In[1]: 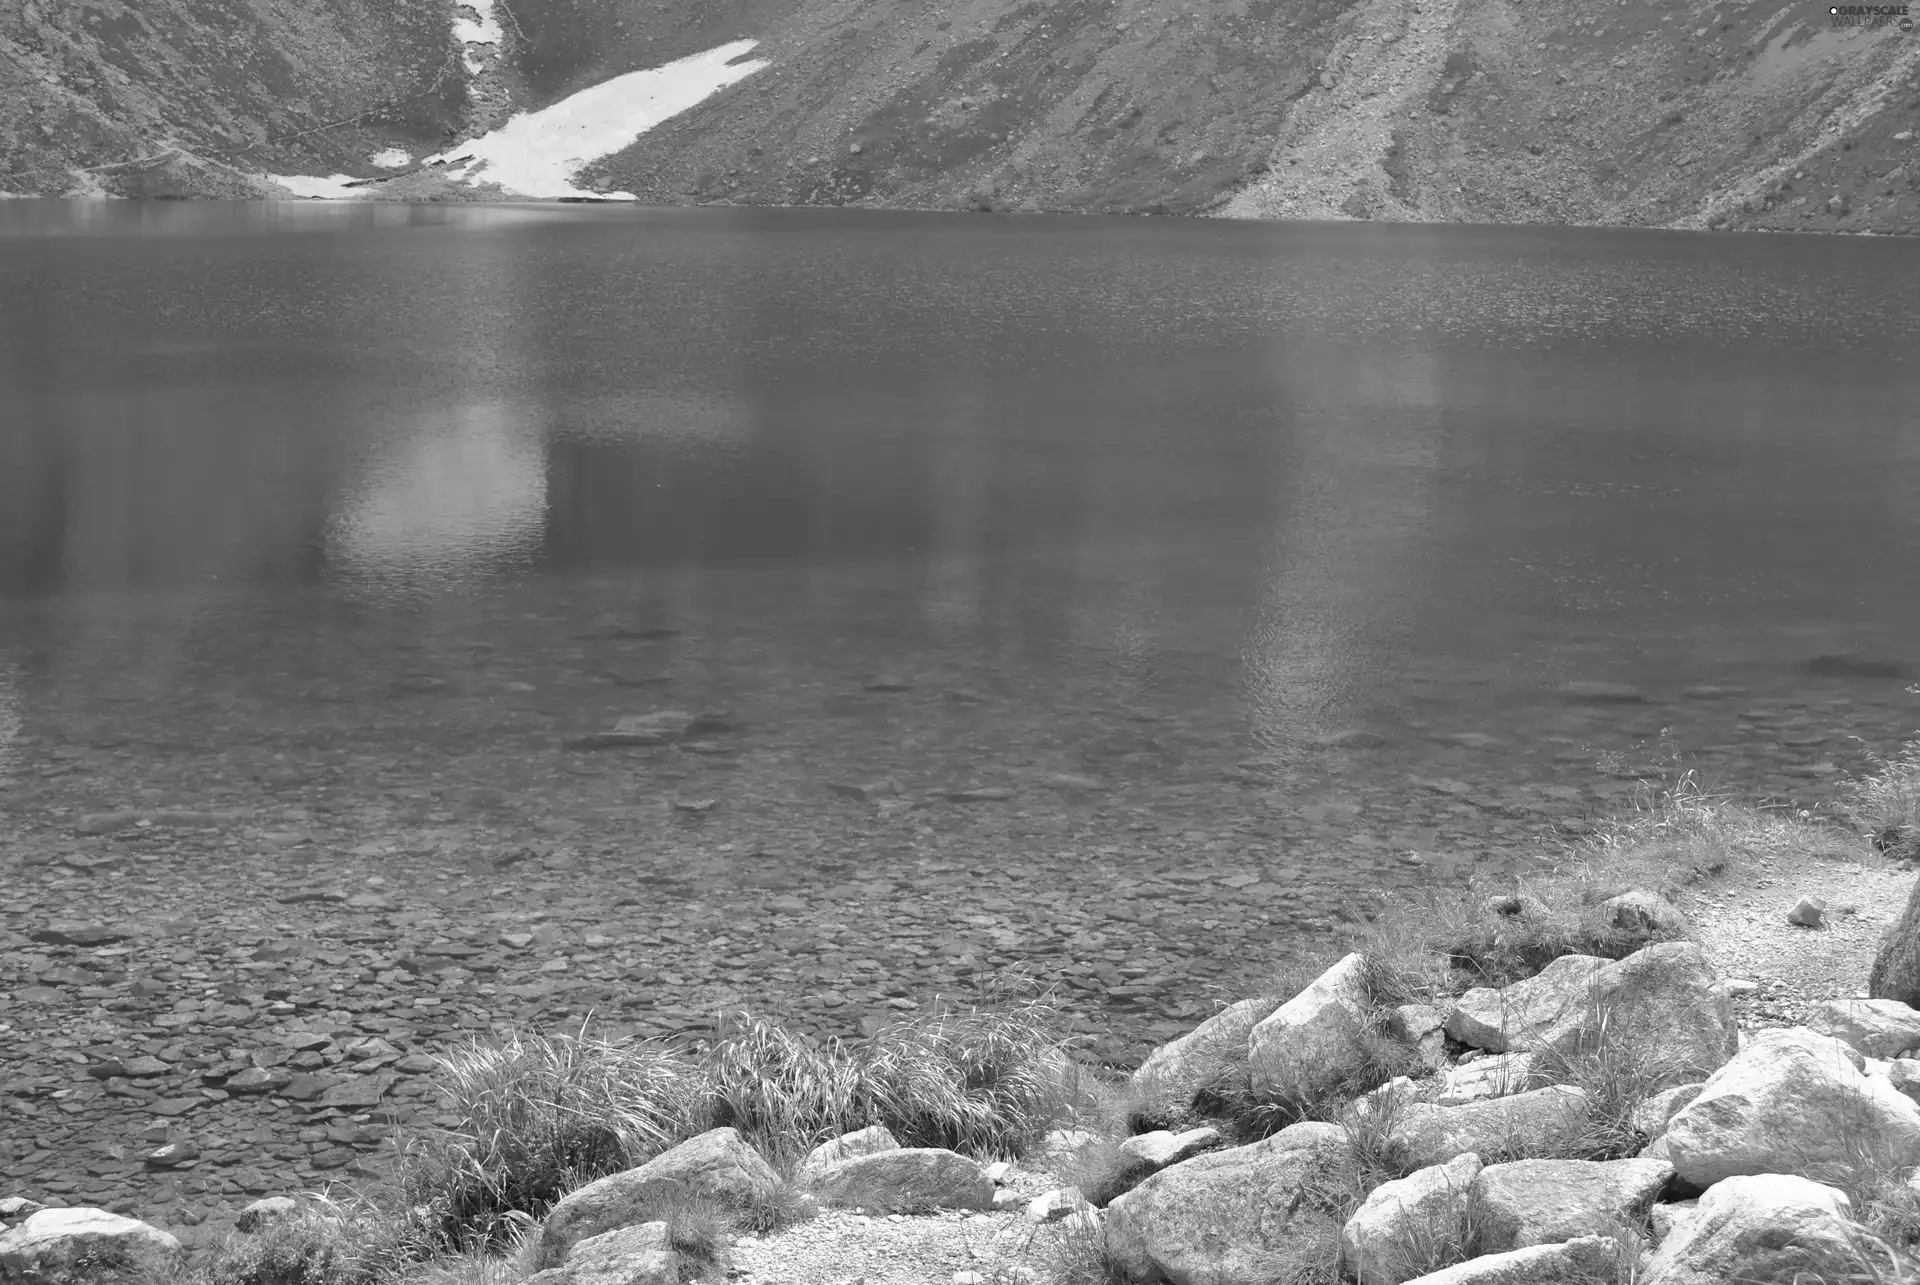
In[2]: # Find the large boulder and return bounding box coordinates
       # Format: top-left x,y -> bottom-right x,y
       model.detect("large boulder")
1869,874 -> 1920,1006
1444,943 -> 1736,1082
1394,1234 -> 1619,1284
1629,1083 -> 1705,1142
1640,1173 -> 1873,1284
805,1148 -> 994,1212
535,1128 -> 780,1269
0,1208 -> 182,1283
1470,1157 -> 1672,1252
1385,1085 -> 1591,1169
1340,1152 -> 1482,1285
1102,1132 -> 1339,1283
523,1222 -> 678,1285
795,1124 -> 900,1183
1247,952 -> 1375,1102
1129,994 -> 1282,1121
1664,1026 -> 1920,1186
1805,997 -> 1920,1058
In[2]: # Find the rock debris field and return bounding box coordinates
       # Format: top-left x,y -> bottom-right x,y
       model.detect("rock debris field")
2,593 -> 1916,1250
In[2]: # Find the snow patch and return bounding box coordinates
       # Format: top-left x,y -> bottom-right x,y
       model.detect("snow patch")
269,173 -> 364,199
421,39 -> 769,200
370,148 -> 413,169
453,0 -> 505,75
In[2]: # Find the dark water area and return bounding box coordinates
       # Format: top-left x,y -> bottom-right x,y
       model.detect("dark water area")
3,204 -> 1920,1062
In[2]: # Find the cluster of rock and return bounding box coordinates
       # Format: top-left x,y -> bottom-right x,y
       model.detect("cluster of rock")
1046,891 -> 1920,1284
11,885 -> 1920,1284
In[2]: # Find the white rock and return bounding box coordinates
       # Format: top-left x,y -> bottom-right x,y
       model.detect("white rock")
1340,1152 -> 1482,1285
1470,1156 -> 1671,1252
0,1208 -> 182,1283
1130,995 -> 1281,1119
1118,1126 -> 1222,1170
1248,952 -> 1374,1101
1805,998 -> 1920,1058
1640,1173 -> 1868,1284
1388,1085 -> 1591,1170
1629,1082 -> 1705,1140
797,1124 -> 901,1182
1664,1026 -> 1920,1186
808,1148 -> 995,1212
1435,1052 -> 1534,1104
1394,1233 -> 1619,1283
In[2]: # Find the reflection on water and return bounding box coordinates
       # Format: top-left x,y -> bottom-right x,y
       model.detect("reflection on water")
329,401 -> 547,597
1,209 -> 1919,804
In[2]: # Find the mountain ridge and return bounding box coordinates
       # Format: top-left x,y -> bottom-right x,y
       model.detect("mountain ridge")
3,0 -> 1918,235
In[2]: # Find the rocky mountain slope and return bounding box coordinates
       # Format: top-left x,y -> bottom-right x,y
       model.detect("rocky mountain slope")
4,0 -> 1919,234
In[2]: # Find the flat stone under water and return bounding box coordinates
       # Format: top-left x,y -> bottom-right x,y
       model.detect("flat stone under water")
0,576 -> 1914,1241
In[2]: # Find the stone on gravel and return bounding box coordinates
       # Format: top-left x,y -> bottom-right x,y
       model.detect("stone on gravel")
796,1124 -> 900,1182
536,1128 -> 780,1269
1786,897 -> 1827,928
1664,1026 -> 1920,1186
1470,1157 -> 1671,1252
1639,1173 -> 1869,1285
1395,1235 -> 1619,1284
1130,994 -> 1282,1121
805,1148 -> 994,1213
524,1221 -> 677,1285
1247,952 -> 1373,1101
1806,997 -> 1920,1058
1385,1085 -> 1592,1170
0,1208 -> 182,1283
1103,1135 -> 1337,1285
1340,1152 -> 1481,1285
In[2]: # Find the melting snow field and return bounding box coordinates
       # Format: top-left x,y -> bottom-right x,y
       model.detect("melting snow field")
267,39 -> 768,201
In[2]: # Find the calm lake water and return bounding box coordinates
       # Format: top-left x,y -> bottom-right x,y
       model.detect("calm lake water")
3,203 -> 1919,893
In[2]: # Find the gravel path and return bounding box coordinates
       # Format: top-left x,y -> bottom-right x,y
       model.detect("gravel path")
1679,844 -> 1915,1029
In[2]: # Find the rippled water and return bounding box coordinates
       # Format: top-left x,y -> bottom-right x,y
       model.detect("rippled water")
2,204 -> 1919,865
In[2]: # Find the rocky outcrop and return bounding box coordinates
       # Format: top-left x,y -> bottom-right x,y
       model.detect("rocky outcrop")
535,1128 -> 780,1270
1663,1027 -> 1920,1187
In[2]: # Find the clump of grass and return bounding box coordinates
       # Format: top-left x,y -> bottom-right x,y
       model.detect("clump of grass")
395,1018 -> 703,1252
860,976 -> 1078,1159
1839,727 -> 1920,858
697,1012 -> 864,1166
1525,990 -> 1696,1162
195,1190 -> 438,1285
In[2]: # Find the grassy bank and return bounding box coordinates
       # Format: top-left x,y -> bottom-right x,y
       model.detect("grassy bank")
55,737 -> 1920,1285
